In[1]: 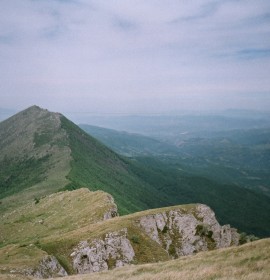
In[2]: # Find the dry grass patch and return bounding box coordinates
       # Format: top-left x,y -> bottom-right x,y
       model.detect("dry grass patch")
0,275 -> 34,280
53,238 -> 270,280
0,244 -> 47,276
0,189 -> 116,247
40,203 -> 200,269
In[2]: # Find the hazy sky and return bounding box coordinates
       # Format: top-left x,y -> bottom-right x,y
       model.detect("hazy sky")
0,0 -> 270,115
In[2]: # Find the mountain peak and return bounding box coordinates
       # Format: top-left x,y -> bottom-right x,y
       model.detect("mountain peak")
0,105 -> 71,210
27,104 -> 43,110
21,105 -> 47,114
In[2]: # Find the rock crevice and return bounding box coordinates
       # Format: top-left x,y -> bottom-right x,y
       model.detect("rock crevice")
139,204 -> 239,257
71,228 -> 135,274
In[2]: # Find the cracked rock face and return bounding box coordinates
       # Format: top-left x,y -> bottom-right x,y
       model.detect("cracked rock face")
67,204 -> 239,275
139,204 -> 239,257
24,255 -> 68,278
71,228 -> 135,274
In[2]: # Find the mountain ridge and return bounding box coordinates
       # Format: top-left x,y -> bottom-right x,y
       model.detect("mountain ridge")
1,106 -> 270,236
0,105 -> 167,214
0,106 -> 269,279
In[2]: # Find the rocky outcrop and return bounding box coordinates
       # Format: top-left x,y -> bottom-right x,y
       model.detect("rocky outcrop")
24,255 -> 68,278
71,228 -> 135,274
69,204 -> 239,275
103,194 -> 119,220
138,204 -> 239,257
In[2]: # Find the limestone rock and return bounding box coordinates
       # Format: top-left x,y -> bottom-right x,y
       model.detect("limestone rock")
139,204 -> 239,257
103,194 -> 119,220
25,255 -> 68,278
71,228 -> 135,274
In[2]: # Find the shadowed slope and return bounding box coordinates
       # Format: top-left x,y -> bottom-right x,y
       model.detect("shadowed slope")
61,116 -> 168,214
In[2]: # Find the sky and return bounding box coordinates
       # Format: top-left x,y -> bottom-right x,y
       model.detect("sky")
0,0 -> 270,115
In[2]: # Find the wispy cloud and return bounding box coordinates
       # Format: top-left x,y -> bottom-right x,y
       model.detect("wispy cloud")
170,1 -> 220,23
236,48 -> 270,60
0,0 -> 269,114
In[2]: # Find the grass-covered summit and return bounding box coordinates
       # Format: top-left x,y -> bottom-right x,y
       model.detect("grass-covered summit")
0,105 -> 164,214
0,106 -> 71,211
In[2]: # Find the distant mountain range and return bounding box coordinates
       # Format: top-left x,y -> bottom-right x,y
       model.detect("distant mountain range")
80,123 -> 270,196
0,107 -> 16,121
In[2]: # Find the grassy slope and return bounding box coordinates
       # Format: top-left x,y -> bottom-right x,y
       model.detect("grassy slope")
1,188 -> 269,279
2,239 -> 270,280
129,157 -> 270,237
1,107 -> 270,237
0,189 -> 197,275
61,116 -> 168,215
0,188 -> 116,247
65,117 -> 270,237
38,203 -> 201,274
79,124 -> 270,237
0,107 -> 165,216
0,106 -> 71,212
79,124 -> 181,157
52,238 -> 270,280
0,188 -> 119,275
80,123 -> 270,195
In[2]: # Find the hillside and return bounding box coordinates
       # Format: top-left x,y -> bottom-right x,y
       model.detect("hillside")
52,238 -> 270,280
79,124 -> 181,157
0,106 -> 166,215
0,104 -> 269,280
0,188 -> 240,278
0,106 -> 71,212
61,116 -> 167,214
128,157 -> 270,237
76,113 -> 270,141
2,238 -> 269,280
0,188 -> 118,278
0,188 -> 117,247
80,123 -> 270,197
1,106 -> 270,237
79,124 -> 270,237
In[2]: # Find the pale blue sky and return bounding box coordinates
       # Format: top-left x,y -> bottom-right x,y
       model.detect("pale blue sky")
0,0 -> 270,115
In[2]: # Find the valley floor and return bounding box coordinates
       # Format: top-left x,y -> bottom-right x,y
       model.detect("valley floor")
3,238 -> 268,280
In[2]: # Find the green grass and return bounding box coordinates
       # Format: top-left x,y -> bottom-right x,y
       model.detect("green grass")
0,194 -> 197,276
37,203 -> 200,272
129,156 -> 270,237
1,106 -> 270,239
0,188 -> 116,247
0,155 -> 50,199
80,122 -> 270,237
61,116 -> 169,215
0,187 -> 121,276
80,124 -> 180,157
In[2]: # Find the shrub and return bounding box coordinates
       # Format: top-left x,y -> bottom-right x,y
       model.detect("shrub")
239,232 -> 259,245
34,197 -> 40,204
131,235 -> 140,244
